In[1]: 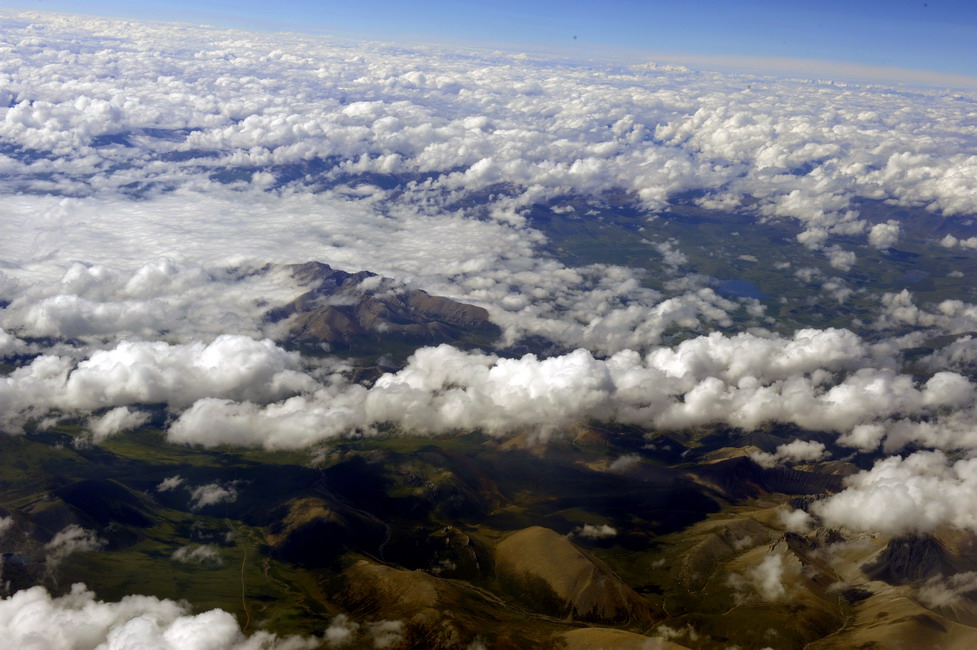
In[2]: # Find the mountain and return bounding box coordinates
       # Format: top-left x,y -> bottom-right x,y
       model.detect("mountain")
495,526 -> 655,624
267,262 -> 500,356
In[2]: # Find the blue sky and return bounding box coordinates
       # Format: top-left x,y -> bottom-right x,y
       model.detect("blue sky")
8,1 -> 977,84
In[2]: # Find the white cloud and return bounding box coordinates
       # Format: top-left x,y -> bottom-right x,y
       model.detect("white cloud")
778,508 -> 813,533
0,328 -> 27,358
607,454 -> 641,473
0,335 -> 320,432
188,482 -> 238,511
837,423 -> 886,452
63,336 -> 315,409
727,553 -> 796,603
171,545 -> 222,566
1,10 -> 977,563
161,329 -> 974,450
88,407 -> 149,441
751,440 -> 828,468
0,11 -> 973,309
156,475 -> 184,492
45,525 -> 105,568
365,620 -> 403,649
323,614 -> 358,647
574,524 -> 618,539
814,451 -> 977,534
917,572 -> 977,609
0,583 -> 319,650
749,554 -> 789,601
868,221 -> 900,249
825,246 -> 856,272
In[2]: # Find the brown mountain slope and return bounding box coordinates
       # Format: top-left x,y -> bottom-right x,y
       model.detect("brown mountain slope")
559,627 -> 691,650
267,262 -> 500,353
495,526 -> 655,624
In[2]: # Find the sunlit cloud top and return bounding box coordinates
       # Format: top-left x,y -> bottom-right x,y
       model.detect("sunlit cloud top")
6,0 -> 977,87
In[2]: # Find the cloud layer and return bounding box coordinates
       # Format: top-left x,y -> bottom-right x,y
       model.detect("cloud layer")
2,8 -> 977,561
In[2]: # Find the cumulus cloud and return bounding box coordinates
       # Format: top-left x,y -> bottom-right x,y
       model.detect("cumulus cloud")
88,407 -> 149,441
323,614 -> 359,647
749,554 -> 790,601
1,313 -> 973,454
923,336 -> 977,372
45,525 -> 105,568
727,553 -> 796,603
941,234 -> 977,250
156,475 -> 184,492
836,423 -> 886,452
2,10 -> 977,587
63,336 -> 314,409
0,328 -> 27,358
188,482 -> 239,512
2,8 -> 974,234
0,583 -> 319,650
751,440 -> 828,468
574,524 -> 618,540
0,9 -> 974,364
813,451 -> 977,534
607,454 -> 641,473
868,221 -> 900,249
0,335 -> 319,432
778,507 -> 813,533
653,624 -> 700,645
159,328 -> 977,450
824,246 -> 856,272
171,545 -> 222,566
365,620 -> 403,649
917,572 -> 977,609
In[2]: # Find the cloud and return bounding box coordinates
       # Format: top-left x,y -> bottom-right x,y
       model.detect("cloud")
813,451 -> 977,534
44,525 -> 105,568
574,524 -> 618,540
749,554 -> 789,601
778,508 -> 813,533
365,620 -> 404,649
1,315 -> 973,455
727,553 -> 797,603
323,614 -> 359,647
868,221 -> 900,249
824,246 -> 856,272
0,335 -> 319,432
2,9 -> 977,566
607,454 -> 641,473
0,191 -> 747,356
751,440 -> 828,468
161,328 -> 973,450
63,336 -> 315,408
941,234 -> 977,250
923,336 -> 977,372
1,259 -> 304,344
0,328 -> 27,358
156,475 -> 184,492
653,624 -> 700,645
188,482 -> 239,512
1,11 -> 974,311
0,583 -> 319,650
836,423 -> 886,452
916,572 -> 977,609
171,545 -> 222,566
88,407 -> 149,441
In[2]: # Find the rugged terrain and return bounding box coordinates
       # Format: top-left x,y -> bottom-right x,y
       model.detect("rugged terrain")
5,416 -> 977,648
